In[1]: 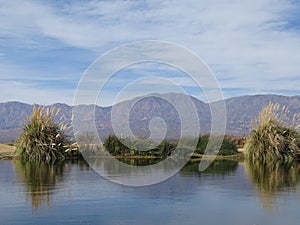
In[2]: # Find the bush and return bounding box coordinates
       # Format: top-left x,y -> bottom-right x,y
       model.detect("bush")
245,103 -> 300,162
102,135 -> 237,157
103,135 -> 129,155
103,135 -> 177,157
219,138 -> 238,155
195,135 -> 238,156
16,106 -> 69,161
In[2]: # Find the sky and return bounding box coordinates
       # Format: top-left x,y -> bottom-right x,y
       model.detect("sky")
0,0 -> 300,106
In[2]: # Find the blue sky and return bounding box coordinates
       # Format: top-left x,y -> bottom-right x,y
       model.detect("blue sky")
0,0 -> 300,105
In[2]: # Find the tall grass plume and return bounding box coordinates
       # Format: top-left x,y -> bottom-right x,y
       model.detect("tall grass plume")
245,103 -> 300,162
16,105 -> 69,161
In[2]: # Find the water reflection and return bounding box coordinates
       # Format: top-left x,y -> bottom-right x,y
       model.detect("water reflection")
16,158 -> 289,215
181,160 -> 238,175
12,159 -> 239,210
13,160 -> 93,212
245,160 -> 300,211
3,158 -> 300,224
116,157 -> 161,166
13,160 -> 67,212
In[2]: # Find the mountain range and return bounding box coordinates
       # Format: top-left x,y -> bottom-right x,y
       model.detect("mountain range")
1,93 -> 300,143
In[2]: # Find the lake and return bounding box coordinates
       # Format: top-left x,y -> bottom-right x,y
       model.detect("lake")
1,159 -> 300,225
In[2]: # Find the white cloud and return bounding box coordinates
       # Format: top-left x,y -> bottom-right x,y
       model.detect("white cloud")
0,80 -> 74,105
0,0 -> 300,104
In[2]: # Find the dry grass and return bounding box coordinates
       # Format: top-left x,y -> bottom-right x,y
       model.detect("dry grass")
16,105 -> 69,161
245,103 -> 300,162
0,143 -> 16,159
0,143 -> 15,153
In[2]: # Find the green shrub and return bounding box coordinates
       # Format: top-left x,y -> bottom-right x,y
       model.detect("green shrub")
218,139 -> 238,155
16,106 -> 69,161
102,135 -> 237,157
103,135 -> 177,157
103,135 -> 129,155
195,135 -> 238,156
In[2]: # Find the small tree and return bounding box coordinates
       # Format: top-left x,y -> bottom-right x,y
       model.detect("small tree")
16,106 -> 68,161
245,103 -> 300,162
195,135 -> 238,156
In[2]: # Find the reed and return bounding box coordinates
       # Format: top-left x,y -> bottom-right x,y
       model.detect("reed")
16,105 -> 68,161
245,103 -> 300,162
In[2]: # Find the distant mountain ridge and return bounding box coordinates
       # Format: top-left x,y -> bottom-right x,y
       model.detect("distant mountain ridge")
1,93 -> 300,143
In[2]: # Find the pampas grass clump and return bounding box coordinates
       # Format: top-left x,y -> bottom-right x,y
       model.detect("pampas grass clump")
245,103 -> 300,162
16,106 -> 68,161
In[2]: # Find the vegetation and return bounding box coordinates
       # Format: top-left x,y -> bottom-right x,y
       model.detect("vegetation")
245,103 -> 300,162
224,135 -> 246,148
14,104 -> 238,161
103,135 -> 177,158
0,143 -> 16,159
99,134 -> 238,158
195,135 -> 238,156
16,106 -> 72,161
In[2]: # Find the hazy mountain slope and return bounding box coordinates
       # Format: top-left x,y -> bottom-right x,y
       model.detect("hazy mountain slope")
0,94 -> 299,142
224,94 -> 300,136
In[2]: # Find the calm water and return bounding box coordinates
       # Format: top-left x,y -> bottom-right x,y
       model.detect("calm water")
1,159 -> 300,225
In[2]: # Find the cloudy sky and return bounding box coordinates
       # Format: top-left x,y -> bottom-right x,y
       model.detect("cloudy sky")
1,0 -> 300,105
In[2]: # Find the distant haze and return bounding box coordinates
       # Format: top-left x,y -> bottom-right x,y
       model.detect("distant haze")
0,93 -> 300,143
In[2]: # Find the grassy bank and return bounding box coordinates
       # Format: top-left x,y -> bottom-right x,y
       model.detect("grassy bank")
0,143 -> 16,159
1,143 -> 243,161
190,152 -> 244,161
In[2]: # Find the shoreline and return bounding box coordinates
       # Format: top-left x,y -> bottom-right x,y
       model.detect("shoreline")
0,143 -> 17,160
0,143 -> 244,161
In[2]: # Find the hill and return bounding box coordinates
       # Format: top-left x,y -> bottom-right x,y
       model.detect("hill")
0,94 -> 299,142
